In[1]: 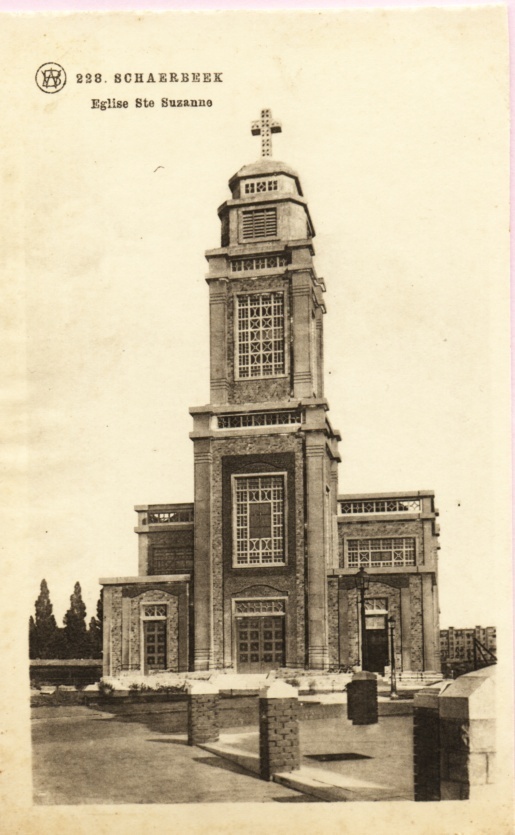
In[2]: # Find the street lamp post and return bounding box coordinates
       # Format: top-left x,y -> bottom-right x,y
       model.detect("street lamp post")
354,567 -> 370,671
388,615 -> 398,699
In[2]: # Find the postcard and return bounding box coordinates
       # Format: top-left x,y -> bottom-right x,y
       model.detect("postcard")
1,7 -> 512,833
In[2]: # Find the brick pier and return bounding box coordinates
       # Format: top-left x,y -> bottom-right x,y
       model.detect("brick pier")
259,681 -> 300,781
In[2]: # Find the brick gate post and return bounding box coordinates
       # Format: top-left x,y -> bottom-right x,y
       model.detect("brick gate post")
187,681 -> 220,746
259,681 -> 300,781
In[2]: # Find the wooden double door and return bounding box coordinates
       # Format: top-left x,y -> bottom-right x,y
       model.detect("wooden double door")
236,616 -> 285,673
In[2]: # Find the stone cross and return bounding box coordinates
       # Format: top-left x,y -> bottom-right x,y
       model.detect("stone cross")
251,108 -> 282,157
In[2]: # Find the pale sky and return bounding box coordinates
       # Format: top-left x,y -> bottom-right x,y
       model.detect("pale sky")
14,9 -> 510,633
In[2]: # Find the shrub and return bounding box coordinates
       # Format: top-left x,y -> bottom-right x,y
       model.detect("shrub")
98,680 -> 114,697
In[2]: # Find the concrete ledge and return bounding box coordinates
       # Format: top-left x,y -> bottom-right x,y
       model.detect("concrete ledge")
187,682 -> 219,696
99,575 -> 191,585
274,767 -> 409,803
260,681 -> 298,699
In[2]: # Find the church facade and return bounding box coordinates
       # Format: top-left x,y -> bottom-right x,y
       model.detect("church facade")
100,111 -> 441,678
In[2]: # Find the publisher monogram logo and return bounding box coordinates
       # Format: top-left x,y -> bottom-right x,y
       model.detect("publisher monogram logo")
35,62 -> 67,94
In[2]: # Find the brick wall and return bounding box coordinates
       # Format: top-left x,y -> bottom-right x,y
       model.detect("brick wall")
146,528 -> 194,574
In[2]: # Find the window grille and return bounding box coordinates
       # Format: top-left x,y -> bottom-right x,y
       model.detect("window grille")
217,410 -> 299,429
244,179 -> 278,194
347,538 -> 416,568
235,599 -> 285,614
142,604 -> 167,618
150,547 -> 192,574
237,292 -> 285,378
339,498 -> 421,515
231,254 -> 289,273
234,475 -> 285,566
241,207 -> 277,240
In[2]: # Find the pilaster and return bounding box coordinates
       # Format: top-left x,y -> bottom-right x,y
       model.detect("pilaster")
121,596 -> 131,670
102,587 -> 112,677
209,280 -> 229,404
315,305 -> 324,398
137,532 -> 149,575
305,431 -> 329,669
400,585 -> 412,672
193,441 -> 213,670
422,574 -> 437,670
291,272 -> 313,398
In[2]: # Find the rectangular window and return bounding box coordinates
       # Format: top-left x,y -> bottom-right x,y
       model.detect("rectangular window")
149,546 -> 192,574
233,475 -> 285,566
244,179 -> 279,195
237,292 -> 285,379
241,207 -> 277,240
347,537 -> 416,568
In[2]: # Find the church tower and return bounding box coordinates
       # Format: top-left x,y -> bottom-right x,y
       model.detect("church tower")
100,109 -> 440,681
189,109 -> 341,671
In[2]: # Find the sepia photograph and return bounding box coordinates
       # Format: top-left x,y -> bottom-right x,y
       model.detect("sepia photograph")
1,5 -> 512,833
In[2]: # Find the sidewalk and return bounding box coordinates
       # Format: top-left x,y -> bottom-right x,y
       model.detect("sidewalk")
202,714 -> 413,802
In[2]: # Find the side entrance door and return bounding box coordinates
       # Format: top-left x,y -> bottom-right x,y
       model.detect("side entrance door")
144,620 -> 167,671
236,616 -> 285,673
366,615 -> 389,675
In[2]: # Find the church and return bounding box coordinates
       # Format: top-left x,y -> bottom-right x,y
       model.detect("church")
100,110 -> 441,678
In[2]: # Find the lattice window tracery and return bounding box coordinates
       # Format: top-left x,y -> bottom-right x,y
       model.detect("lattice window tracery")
339,498 -> 421,515
347,538 -> 416,568
237,292 -> 285,379
235,599 -> 285,614
244,179 -> 279,194
217,410 -> 299,429
234,475 -> 285,566
231,254 -> 289,273
142,604 -> 167,618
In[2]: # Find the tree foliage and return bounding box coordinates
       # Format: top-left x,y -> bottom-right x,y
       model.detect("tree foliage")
63,581 -> 89,658
30,579 -> 59,658
29,580 -> 103,659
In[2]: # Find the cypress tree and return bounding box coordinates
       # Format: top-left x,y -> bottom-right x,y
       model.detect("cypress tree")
32,579 -> 59,658
28,615 -> 37,659
63,581 -> 88,659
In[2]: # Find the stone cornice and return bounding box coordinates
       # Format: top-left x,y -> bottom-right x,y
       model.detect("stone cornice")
100,575 -> 191,585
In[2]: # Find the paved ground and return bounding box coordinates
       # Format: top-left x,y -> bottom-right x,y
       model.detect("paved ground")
300,715 -> 413,798
209,715 -> 413,801
31,706 -> 318,804
32,702 -> 413,804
